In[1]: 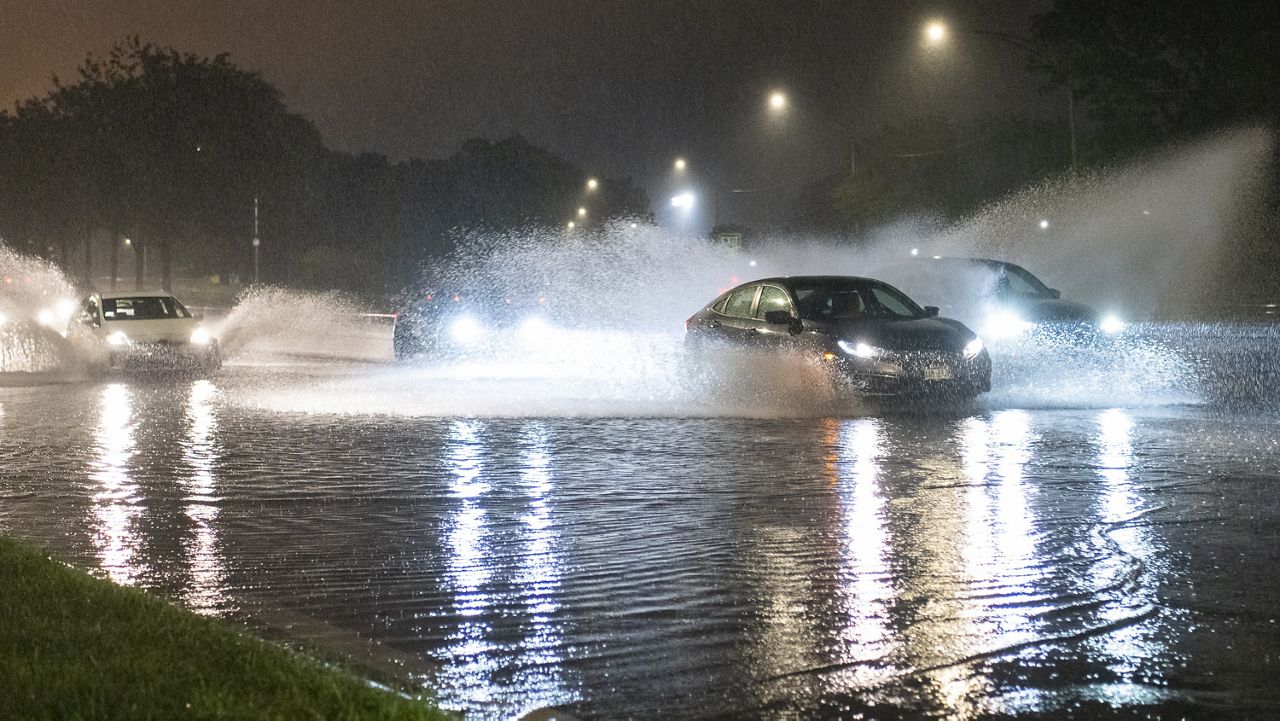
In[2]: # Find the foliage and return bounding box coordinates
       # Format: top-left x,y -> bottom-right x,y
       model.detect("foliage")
1030,0 -> 1280,160
0,39 -> 649,296
825,115 -> 1065,231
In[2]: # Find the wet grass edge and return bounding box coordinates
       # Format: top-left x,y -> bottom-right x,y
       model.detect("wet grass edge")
0,536 -> 453,720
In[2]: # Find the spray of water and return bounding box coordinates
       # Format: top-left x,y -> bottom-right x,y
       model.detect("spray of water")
209,286 -> 387,361
2,128 -> 1272,413
0,245 -> 79,376
241,128 -> 1272,417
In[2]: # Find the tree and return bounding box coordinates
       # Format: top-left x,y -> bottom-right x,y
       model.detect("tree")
0,38 -> 327,288
1030,0 -> 1280,159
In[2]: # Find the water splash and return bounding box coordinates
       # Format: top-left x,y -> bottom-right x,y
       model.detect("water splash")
0,245 -> 78,375
209,286 -> 389,361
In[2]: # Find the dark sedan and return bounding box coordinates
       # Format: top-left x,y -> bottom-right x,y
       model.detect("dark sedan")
685,276 -> 991,398
874,257 -> 1125,340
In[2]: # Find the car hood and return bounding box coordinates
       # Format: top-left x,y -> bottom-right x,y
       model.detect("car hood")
828,317 -> 972,353
100,317 -> 197,342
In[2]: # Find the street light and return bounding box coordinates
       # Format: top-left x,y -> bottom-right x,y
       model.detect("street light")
586,177 -> 599,191
252,197 -> 261,284
923,19 -> 1078,168
766,88 -> 855,177
673,157 -> 687,172
577,206 -> 587,218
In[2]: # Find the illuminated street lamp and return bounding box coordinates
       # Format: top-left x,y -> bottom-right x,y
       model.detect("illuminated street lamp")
577,206 -> 588,218
767,88 -> 855,177
566,220 -> 576,230
673,157 -> 687,172
586,177 -> 599,191
923,19 -> 1078,168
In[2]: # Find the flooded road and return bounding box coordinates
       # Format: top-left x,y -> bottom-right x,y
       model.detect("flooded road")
3,343 -> 1280,719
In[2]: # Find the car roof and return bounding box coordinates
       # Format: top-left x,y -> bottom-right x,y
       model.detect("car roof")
94,290 -> 181,300
887,256 -> 1013,269
746,275 -> 884,286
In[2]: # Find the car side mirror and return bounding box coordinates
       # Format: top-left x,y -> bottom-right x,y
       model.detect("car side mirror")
763,310 -> 804,336
763,310 -> 792,326
1047,288 -> 1061,299
924,306 -> 940,317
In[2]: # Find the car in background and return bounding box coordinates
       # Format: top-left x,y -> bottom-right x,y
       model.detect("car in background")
69,291 -> 221,373
685,275 -> 991,399
392,290 -> 555,361
874,256 -> 1125,340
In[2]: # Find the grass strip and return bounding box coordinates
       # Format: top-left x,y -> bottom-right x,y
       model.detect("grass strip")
0,536 -> 452,720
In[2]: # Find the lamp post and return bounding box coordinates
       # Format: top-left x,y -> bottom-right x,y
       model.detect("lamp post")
923,20 -> 1078,169
252,197 -> 260,285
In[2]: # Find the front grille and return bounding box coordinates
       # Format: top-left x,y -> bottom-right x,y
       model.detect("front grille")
886,350 -> 962,374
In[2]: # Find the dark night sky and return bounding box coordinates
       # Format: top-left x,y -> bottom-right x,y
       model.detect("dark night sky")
1,1 -> 1054,198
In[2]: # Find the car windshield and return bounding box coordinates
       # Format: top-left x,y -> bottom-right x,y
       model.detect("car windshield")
993,262 -> 1053,297
102,296 -> 191,321
793,280 -> 924,322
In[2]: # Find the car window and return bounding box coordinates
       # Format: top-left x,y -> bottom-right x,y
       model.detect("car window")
795,288 -> 866,321
712,295 -> 730,314
866,286 -> 922,319
754,285 -> 792,318
997,264 -> 1052,296
723,286 -> 757,318
103,297 -> 191,321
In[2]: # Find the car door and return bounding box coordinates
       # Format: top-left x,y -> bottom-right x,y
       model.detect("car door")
749,284 -> 799,348
710,284 -> 761,346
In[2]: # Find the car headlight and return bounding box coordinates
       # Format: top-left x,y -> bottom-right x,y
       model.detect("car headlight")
837,339 -> 882,358
191,327 -> 212,345
107,331 -> 130,347
981,310 -> 1033,339
448,315 -> 485,346
963,336 -> 985,359
1099,314 -> 1125,334
518,315 -> 552,342
36,308 -> 56,328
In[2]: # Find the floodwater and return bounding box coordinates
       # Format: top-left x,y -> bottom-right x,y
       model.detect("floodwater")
3,324 -> 1280,719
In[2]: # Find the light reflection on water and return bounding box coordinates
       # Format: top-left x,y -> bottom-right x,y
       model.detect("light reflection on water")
1087,408 -> 1175,701
436,420 -> 577,718
439,419 -> 499,709
11,376 -> 1279,717
510,422 -> 576,715
831,418 -> 895,685
89,383 -> 144,586
181,380 -> 228,613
